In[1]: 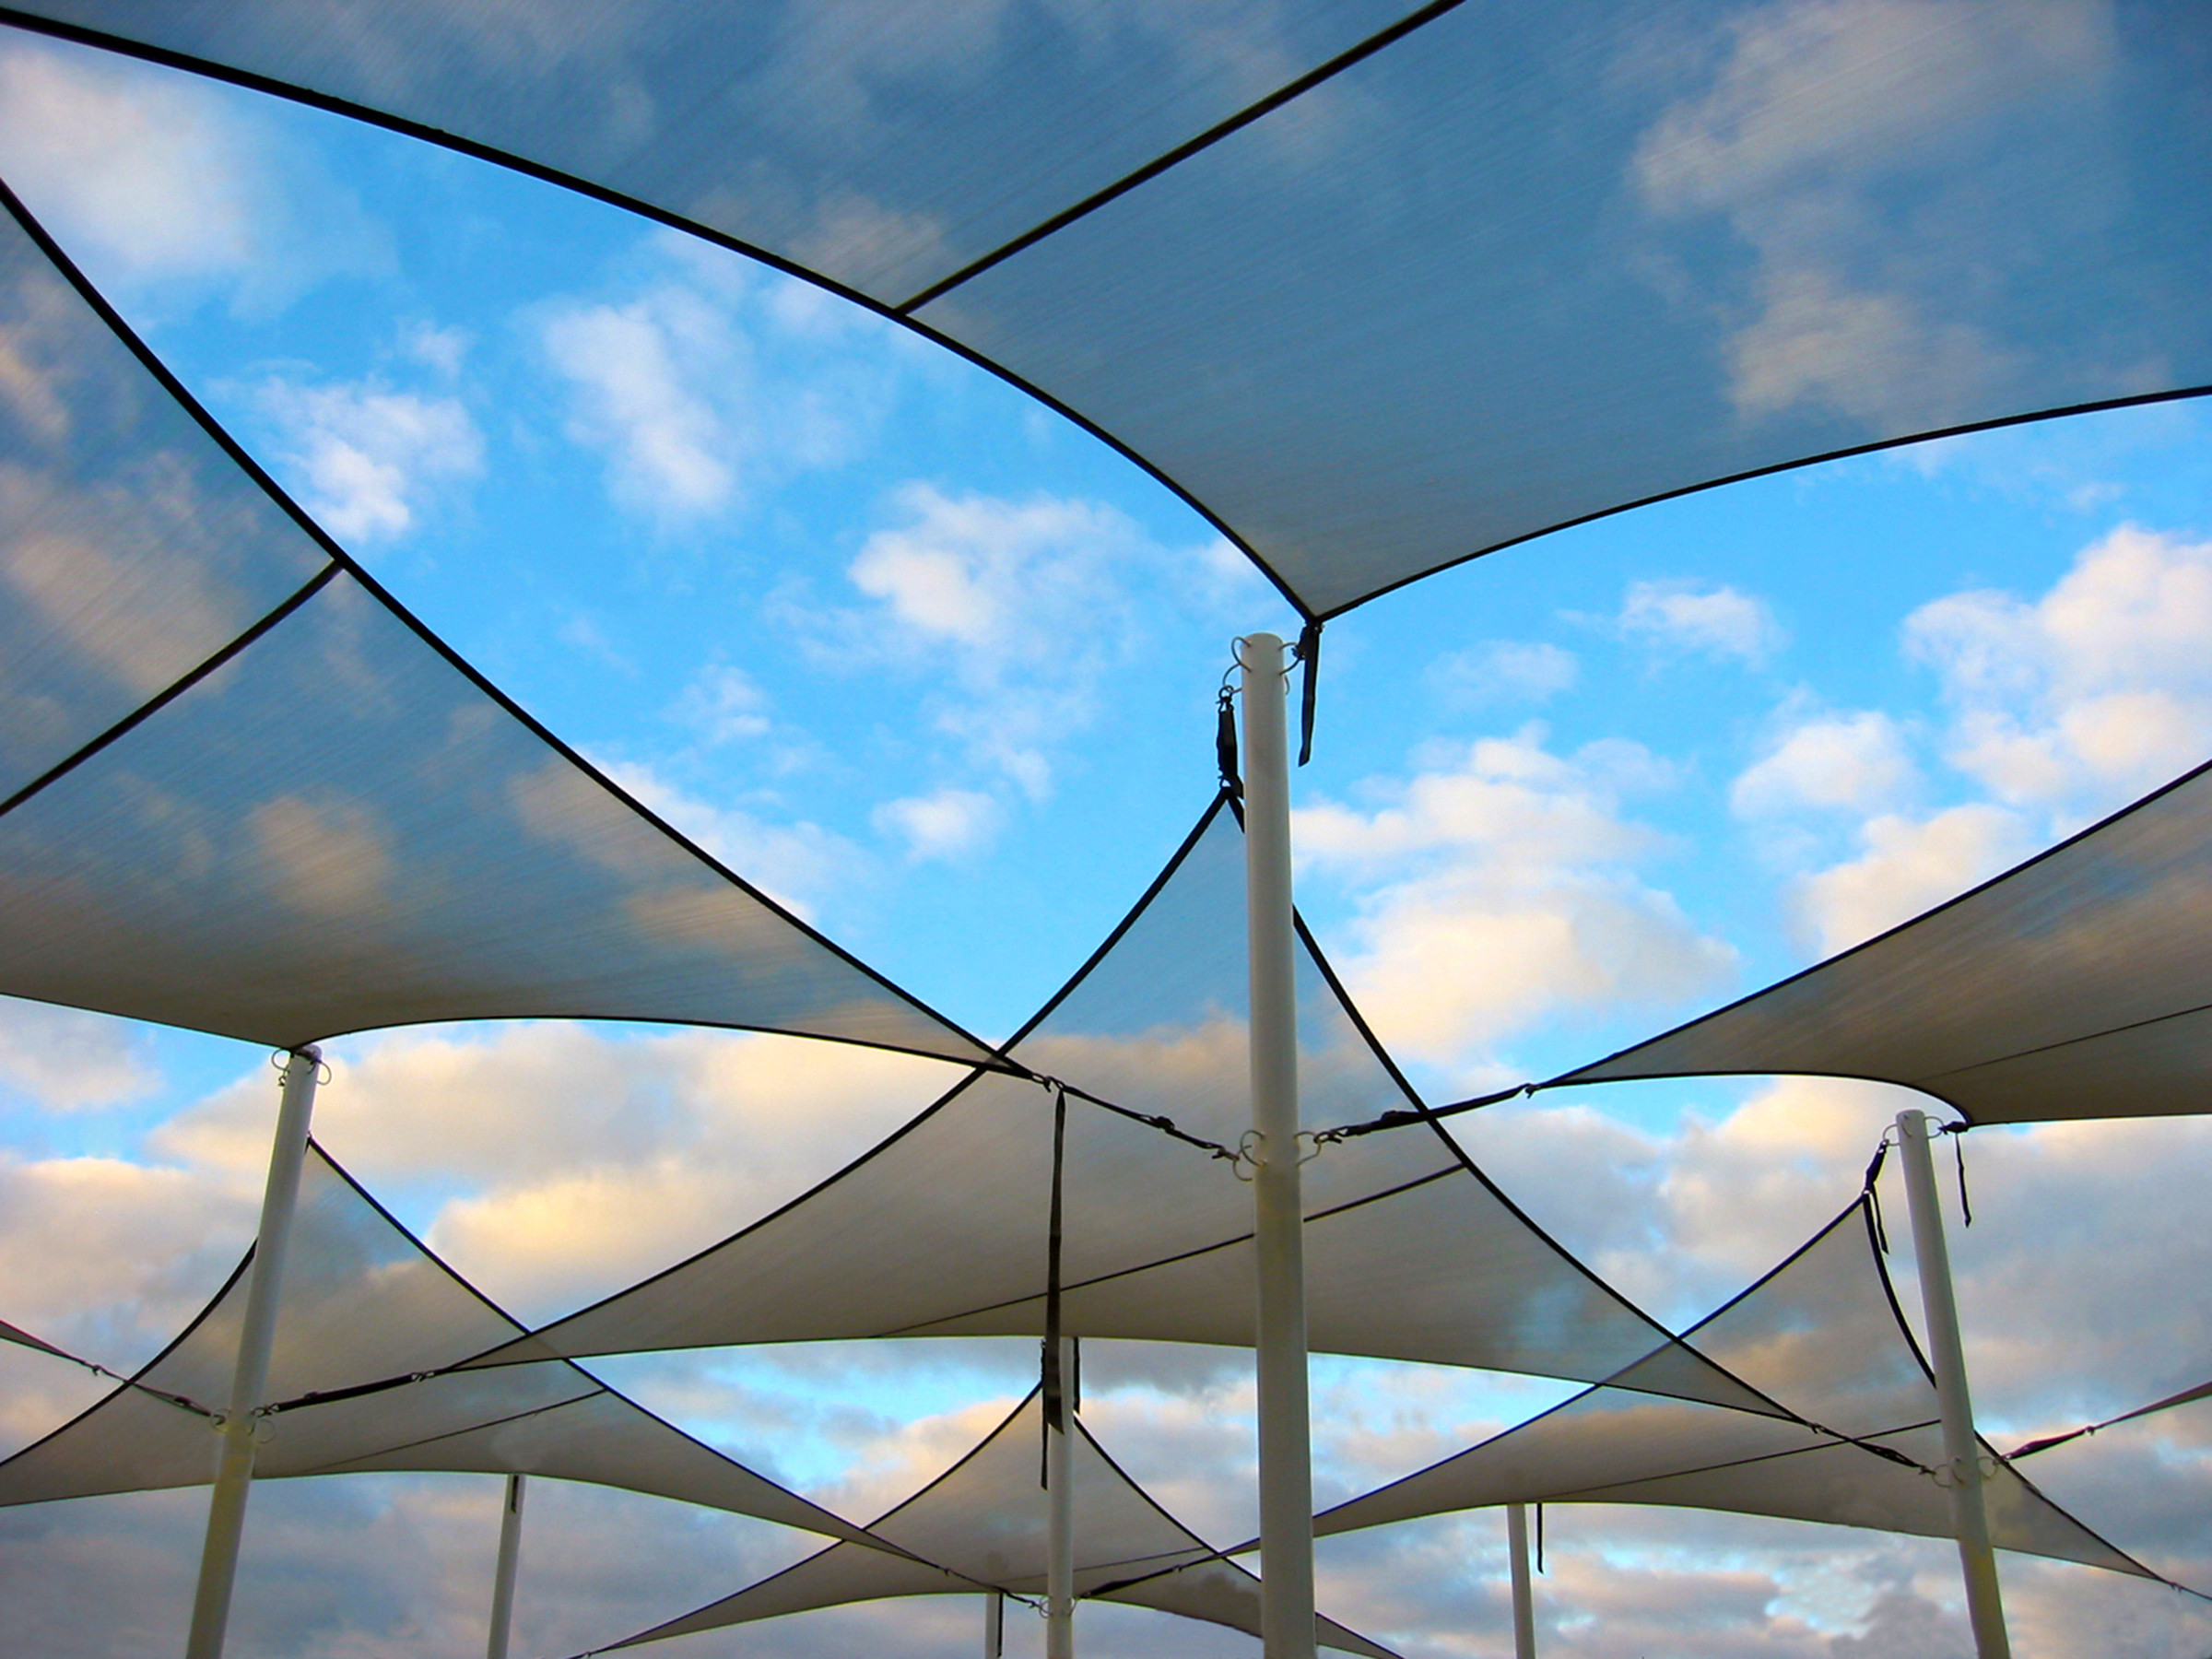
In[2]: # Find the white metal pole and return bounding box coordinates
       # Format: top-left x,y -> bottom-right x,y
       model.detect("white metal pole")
984,1589 -> 1006,1659
1046,1335 -> 1077,1659
1505,1504 -> 1536,1659
1895,1109 -> 2010,1659
485,1473 -> 528,1659
185,1044 -> 323,1659
1239,632 -> 1317,1659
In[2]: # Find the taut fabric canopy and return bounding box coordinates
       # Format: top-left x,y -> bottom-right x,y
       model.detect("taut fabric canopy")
1552,755 -> 2212,1124
1311,1201 -> 2159,1583
0,1142 -> 871,1545
0,172 -> 991,1065
470,796 -> 1765,1408
2,3 -> 2202,618
598,1385 -> 1395,1659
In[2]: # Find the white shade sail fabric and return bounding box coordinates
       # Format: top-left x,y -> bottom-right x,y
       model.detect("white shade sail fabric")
1311,1201 -> 2159,1583
0,1142 -> 872,1546
469,795 -> 1764,1410
596,1387 -> 1396,1659
1551,756 -> 2212,1124
0,171 -> 991,1065
0,3 -> 2202,618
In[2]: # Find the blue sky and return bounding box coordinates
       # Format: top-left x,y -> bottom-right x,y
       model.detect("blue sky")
2,14 -> 2212,1659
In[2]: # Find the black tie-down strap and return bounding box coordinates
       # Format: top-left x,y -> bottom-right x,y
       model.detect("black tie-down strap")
1863,1135 -> 1892,1253
1216,683 -> 1241,797
1862,1118 -> 1972,1258
1041,1081 -> 1069,1485
1294,621 -> 1322,766
1939,1120 -> 1973,1225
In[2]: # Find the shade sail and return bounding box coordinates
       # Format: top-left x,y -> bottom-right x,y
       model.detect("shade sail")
2,3 -> 2203,618
0,172 -> 990,1065
601,1386 -> 1395,1659
0,1318 -> 77,1364
0,1142 -> 870,1545
1312,1201 -> 2154,1582
474,796 -> 1762,1410
1552,756 -> 2212,1124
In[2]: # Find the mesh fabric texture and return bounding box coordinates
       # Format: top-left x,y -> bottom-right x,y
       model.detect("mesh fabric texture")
1312,1202 -> 2152,1580
1555,757 -> 2212,1123
473,797 -> 1760,1408
2,4 -> 2203,618
0,1142 -> 870,1544
0,172 -> 989,1065
601,1386 -> 1396,1658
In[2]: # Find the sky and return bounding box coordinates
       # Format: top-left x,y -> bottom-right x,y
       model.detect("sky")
0,6 -> 2210,1657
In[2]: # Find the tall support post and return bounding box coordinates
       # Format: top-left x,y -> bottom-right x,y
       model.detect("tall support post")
1896,1109 -> 2010,1659
485,1473 -> 528,1659
1505,1505 -> 1536,1659
984,1589 -> 1006,1659
1045,1335 -> 1077,1659
1238,632 -> 1317,1659
185,1045 -> 323,1659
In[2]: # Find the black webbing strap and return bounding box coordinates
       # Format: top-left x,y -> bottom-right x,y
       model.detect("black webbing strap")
264,1369 -> 442,1415
1216,684 -> 1241,796
1863,1135 -> 1892,1253
1534,1501 -> 1544,1573
1311,1082 -> 1528,1144
1041,1082 -> 1068,1485
1941,1122 -> 1973,1226
1058,1079 -> 1241,1163
1295,620 -> 1322,766
2010,1423 -> 2095,1459
1850,1436 -> 1929,1471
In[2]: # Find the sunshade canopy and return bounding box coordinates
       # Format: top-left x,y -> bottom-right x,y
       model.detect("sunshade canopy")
469,796 -> 1763,1410
0,171 -> 991,1065
1312,1200 -> 2161,1583
1553,756 -> 2212,1124
0,1141 -> 870,1546
1,2 -> 2203,618
602,1384 -> 1395,1659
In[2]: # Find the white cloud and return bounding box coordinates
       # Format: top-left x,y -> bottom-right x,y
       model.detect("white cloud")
158,1022 -> 960,1322
0,39 -> 382,312
1793,802 -> 2027,955
543,290 -> 735,516
873,787 -> 1003,862
847,485 -> 1133,660
1619,579 -> 1787,664
252,374 -> 483,543
1731,710 -> 1918,818
1294,729 -> 1735,1080
597,759 -> 860,920
0,1152 -> 252,1366
669,663 -> 773,745
0,997 -> 154,1113
249,794 -> 397,922
1427,640 -> 1579,709
1759,525 -> 2212,960
401,320 -> 471,377
1724,264 -> 2010,429
819,482 -> 1219,796
1907,524 -> 2212,818
1659,1075 -> 1929,1281
1632,0 -> 2112,429
808,1394 -> 1022,1520
540,245 -> 890,524
0,45 -> 253,283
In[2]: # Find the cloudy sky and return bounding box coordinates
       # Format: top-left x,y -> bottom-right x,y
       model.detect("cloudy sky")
0,4 -> 2210,1656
